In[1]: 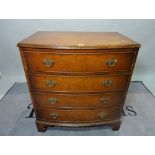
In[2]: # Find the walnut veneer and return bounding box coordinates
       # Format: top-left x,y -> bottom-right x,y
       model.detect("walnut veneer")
17,31 -> 140,132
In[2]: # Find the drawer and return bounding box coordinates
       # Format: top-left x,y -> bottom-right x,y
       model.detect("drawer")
29,74 -> 129,92
23,51 -> 135,74
32,92 -> 124,108
35,108 -> 121,122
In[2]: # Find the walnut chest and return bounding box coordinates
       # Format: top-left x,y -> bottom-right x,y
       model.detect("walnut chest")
17,31 -> 140,132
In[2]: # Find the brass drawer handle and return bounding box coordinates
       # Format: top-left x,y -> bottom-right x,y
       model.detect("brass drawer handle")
46,80 -> 56,87
100,97 -> 109,104
48,98 -> 58,104
50,112 -> 60,119
106,58 -> 117,67
42,58 -> 54,67
97,112 -> 107,119
103,80 -> 112,87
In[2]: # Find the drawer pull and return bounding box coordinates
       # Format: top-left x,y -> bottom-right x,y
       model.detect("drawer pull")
50,112 -> 60,119
48,98 -> 58,104
106,58 -> 117,67
100,97 -> 109,104
97,112 -> 107,119
42,58 -> 54,67
103,80 -> 112,87
46,80 -> 56,87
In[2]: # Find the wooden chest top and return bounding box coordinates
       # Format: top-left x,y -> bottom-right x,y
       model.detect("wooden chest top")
17,31 -> 140,49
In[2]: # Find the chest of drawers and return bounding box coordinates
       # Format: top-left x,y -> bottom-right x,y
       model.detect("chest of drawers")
17,32 -> 140,132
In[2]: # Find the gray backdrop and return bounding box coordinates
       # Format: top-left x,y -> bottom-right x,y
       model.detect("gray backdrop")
0,19 -> 155,93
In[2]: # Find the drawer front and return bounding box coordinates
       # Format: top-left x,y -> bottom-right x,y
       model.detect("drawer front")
23,51 -> 135,73
35,108 -> 121,122
32,92 -> 124,108
29,74 -> 129,92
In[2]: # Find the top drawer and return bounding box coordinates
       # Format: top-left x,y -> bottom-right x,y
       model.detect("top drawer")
23,51 -> 135,74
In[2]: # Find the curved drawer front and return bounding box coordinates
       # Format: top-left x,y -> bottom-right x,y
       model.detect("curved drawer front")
29,74 -> 129,92
23,51 -> 135,73
35,108 -> 121,122
32,92 -> 124,108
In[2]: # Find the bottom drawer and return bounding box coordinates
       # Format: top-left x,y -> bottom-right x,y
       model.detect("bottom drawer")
35,108 -> 121,123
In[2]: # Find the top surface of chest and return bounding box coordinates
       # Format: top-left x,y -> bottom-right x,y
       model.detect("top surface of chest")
17,31 -> 140,49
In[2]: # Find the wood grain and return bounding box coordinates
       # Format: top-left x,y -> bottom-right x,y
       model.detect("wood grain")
29,74 -> 129,92
23,51 -> 135,74
17,31 -> 140,132
17,31 -> 140,49
35,119 -> 121,131
32,91 -> 125,109
35,107 -> 121,122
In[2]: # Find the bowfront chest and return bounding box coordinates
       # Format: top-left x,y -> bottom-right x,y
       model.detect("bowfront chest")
17,31 -> 140,132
